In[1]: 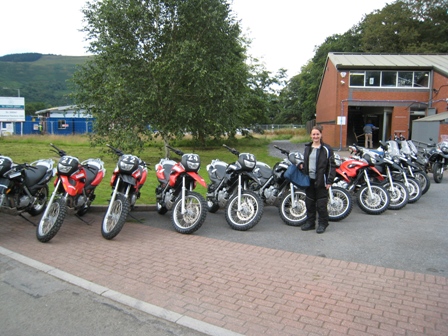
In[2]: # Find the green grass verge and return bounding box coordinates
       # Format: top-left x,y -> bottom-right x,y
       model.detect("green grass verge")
0,131 -> 308,205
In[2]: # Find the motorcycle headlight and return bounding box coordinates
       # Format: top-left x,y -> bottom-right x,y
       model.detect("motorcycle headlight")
119,161 -> 134,171
393,156 -> 400,164
186,161 -> 200,170
441,146 -> 448,154
243,159 -> 255,169
58,163 -> 73,173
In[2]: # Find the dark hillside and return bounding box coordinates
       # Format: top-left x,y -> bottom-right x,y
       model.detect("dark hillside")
0,53 -> 91,107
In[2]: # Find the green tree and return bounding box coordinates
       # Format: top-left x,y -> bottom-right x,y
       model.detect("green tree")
281,0 -> 448,124
25,102 -> 49,116
244,60 -> 287,126
71,0 -> 249,151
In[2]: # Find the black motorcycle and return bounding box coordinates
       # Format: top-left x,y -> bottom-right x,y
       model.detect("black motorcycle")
0,155 -> 54,218
251,145 -> 352,225
400,140 -> 431,194
421,138 -> 448,183
206,144 -> 263,231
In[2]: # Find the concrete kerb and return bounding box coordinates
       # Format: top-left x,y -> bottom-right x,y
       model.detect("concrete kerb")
0,246 -> 243,336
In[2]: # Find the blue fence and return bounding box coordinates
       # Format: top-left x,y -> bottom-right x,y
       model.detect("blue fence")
0,116 -> 94,135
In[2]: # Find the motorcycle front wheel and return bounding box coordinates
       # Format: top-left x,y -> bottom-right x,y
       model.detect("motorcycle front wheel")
171,191 -> 207,234
432,162 -> 444,183
382,181 -> 409,210
413,171 -> 430,194
328,186 -> 353,221
278,190 -> 307,226
28,185 -> 49,216
101,193 -> 130,240
36,198 -> 66,243
356,184 -> 390,215
405,177 -> 422,203
225,190 -> 263,231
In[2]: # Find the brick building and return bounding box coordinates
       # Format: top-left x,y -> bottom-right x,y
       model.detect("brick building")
316,53 -> 448,149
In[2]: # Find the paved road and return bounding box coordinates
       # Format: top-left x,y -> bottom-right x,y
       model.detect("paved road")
134,178 -> 447,276
0,256 -> 206,336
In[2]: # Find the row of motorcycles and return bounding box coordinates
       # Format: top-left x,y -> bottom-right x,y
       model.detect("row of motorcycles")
1,138 -> 446,242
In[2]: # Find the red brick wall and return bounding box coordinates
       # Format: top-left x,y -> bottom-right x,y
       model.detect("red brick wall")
316,60 -> 348,148
432,72 -> 448,113
316,60 -> 448,148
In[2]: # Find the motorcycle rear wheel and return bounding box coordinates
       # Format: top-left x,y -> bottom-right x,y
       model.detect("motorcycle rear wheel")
207,199 -> 220,213
382,181 -> 409,210
432,162 -> 444,183
28,185 -> 49,216
101,193 -> 130,240
356,184 -> 390,215
76,192 -> 95,216
225,190 -> 263,231
36,198 -> 66,243
405,177 -> 422,203
156,201 -> 168,215
278,190 -> 307,226
171,191 -> 207,234
328,186 -> 353,221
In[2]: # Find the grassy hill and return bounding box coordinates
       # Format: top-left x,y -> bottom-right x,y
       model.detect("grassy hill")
0,53 -> 90,108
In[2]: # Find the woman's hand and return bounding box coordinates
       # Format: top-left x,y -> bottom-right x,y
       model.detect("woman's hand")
325,184 -> 331,190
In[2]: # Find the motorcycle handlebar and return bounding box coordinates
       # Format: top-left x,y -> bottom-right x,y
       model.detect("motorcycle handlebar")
106,144 -> 124,157
223,144 -> 240,156
50,143 -> 67,157
166,145 -> 184,156
273,145 -> 290,155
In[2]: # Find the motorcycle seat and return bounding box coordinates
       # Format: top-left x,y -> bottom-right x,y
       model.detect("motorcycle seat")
24,166 -> 49,186
83,165 -> 100,186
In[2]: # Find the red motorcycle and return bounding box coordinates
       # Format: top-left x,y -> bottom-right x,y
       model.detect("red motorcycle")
155,145 -> 207,234
37,143 -> 106,242
333,145 -> 390,215
101,145 -> 148,240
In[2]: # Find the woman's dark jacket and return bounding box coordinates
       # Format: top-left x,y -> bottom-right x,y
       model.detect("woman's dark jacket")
303,142 -> 336,188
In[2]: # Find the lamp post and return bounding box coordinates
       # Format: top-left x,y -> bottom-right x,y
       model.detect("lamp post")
2,87 -> 20,97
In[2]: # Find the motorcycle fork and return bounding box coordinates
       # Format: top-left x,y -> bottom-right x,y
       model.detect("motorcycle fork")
41,179 -> 62,220
237,175 -> 243,211
363,170 -> 374,199
327,185 -> 334,204
401,169 -> 410,188
104,177 -> 122,220
180,175 -> 187,215
386,166 -> 395,188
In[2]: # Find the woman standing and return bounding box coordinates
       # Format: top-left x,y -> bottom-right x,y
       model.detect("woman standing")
300,125 -> 336,234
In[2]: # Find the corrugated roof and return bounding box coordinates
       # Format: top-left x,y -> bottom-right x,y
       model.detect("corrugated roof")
328,53 -> 448,77
413,111 -> 448,122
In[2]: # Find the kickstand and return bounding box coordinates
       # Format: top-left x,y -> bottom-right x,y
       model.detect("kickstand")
75,214 -> 93,225
128,212 -> 144,223
19,213 -> 37,226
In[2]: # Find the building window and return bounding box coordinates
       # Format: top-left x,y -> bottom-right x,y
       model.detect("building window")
397,71 -> 413,87
349,70 -> 429,88
413,71 -> 429,87
58,120 -> 66,129
349,71 -> 365,86
381,71 -> 397,87
365,71 -> 381,87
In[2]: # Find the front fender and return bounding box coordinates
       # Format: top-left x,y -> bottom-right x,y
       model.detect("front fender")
186,172 -> 207,188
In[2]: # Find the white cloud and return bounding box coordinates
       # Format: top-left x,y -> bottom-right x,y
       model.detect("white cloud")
0,0 -> 389,77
